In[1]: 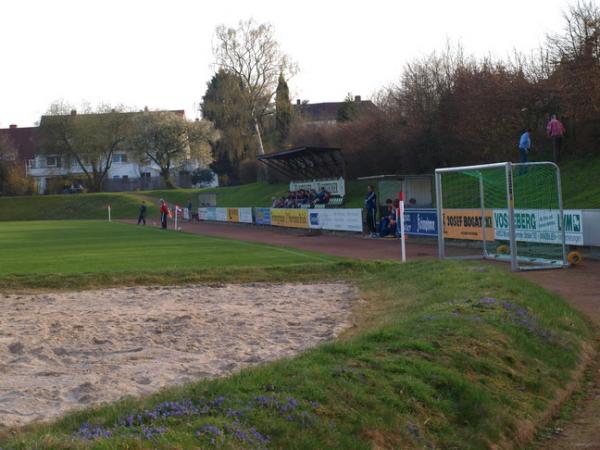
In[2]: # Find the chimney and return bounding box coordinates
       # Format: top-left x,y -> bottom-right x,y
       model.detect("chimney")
9,124 -> 17,129
354,95 -> 361,102
296,99 -> 301,105
70,109 -> 77,116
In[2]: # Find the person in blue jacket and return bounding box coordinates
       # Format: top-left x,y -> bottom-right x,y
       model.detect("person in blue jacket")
519,128 -> 532,163
365,185 -> 377,237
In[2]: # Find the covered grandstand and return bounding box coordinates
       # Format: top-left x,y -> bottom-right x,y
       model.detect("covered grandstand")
257,146 -> 347,207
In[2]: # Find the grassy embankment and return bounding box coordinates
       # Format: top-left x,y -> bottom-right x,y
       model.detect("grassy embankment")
0,220 -> 592,449
1,155 -> 598,222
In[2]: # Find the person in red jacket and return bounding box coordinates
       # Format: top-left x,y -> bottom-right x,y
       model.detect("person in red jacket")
546,114 -> 566,162
159,199 -> 169,229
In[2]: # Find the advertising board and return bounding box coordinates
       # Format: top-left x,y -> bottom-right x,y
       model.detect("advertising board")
403,209 -> 438,236
308,209 -> 363,232
442,209 -> 494,241
215,207 -> 228,222
270,209 -> 309,229
198,207 -> 217,221
493,209 -> 584,246
254,208 -> 271,225
238,208 -> 253,224
227,208 -> 239,222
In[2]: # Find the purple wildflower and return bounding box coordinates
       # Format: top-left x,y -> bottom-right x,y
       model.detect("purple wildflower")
197,423 -> 223,445
279,397 -> 299,413
141,425 -> 167,439
226,407 -> 245,419
76,422 -> 112,440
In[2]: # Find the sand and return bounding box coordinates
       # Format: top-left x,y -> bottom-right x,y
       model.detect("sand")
0,283 -> 358,428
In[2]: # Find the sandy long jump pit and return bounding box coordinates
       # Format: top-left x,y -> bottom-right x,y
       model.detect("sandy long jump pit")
0,283 -> 358,428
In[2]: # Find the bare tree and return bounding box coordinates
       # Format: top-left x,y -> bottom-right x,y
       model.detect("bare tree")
547,1 -> 600,62
212,19 -> 297,156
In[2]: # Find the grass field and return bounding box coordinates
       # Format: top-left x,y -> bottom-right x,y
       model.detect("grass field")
0,220 -> 593,449
0,221 -> 336,280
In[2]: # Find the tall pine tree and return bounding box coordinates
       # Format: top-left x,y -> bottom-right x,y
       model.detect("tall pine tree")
336,93 -> 359,122
275,72 -> 292,146
201,70 -> 254,182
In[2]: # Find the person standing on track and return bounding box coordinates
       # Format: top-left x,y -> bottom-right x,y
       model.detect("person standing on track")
159,199 -> 169,229
365,184 -> 377,237
187,198 -> 193,221
137,201 -> 147,225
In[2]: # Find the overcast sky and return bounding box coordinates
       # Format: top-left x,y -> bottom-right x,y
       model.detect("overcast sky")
0,0 -> 571,127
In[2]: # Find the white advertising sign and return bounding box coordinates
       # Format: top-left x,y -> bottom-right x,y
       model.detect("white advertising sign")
215,207 -> 228,222
238,208 -> 253,224
493,209 -> 584,246
308,208 -> 363,232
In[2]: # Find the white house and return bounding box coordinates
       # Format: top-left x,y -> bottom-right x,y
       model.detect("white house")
21,109 -> 217,193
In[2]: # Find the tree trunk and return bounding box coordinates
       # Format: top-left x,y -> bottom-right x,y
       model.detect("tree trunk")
254,119 -> 265,155
161,169 -> 175,189
254,119 -> 268,181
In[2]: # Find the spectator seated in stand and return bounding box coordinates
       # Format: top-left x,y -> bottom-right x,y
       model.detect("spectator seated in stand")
314,187 -> 331,205
378,198 -> 397,238
270,187 -> 337,208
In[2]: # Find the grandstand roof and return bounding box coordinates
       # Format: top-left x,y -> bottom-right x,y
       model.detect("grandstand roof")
257,146 -> 345,180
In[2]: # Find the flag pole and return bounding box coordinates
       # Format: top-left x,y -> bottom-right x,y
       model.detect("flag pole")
399,192 -> 406,262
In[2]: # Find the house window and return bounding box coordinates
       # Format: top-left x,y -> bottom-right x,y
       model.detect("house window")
121,175 -> 129,183
113,175 -> 120,180
46,156 -> 59,167
113,153 -> 128,163
141,172 -> 151,179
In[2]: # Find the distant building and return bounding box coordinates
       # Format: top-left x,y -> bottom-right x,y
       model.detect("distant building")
0,109 -> 216,194
294,95 -> 378,126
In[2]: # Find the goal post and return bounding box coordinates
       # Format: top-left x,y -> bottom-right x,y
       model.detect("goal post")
435,161 -> 567,271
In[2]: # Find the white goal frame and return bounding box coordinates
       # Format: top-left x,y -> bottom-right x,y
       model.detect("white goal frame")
435,161 -> 567,271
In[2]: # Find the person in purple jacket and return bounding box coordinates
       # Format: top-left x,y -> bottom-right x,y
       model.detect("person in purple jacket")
546,114 -> 566,162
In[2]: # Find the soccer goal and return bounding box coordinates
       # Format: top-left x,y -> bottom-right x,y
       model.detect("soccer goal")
435,162 -> 567,271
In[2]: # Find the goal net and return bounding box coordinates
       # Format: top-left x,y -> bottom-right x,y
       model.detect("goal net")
435,162 -> 567,271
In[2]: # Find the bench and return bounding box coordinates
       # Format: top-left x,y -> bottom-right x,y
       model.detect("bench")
326,196 -> 344,207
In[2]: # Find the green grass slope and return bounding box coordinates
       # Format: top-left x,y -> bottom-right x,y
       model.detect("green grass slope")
0,155 -> 597,222
0,258 -> 591,449
560,155 -> 600,209
0,193 -> 148,221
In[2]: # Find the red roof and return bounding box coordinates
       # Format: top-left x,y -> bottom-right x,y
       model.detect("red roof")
0,126 -> 40,162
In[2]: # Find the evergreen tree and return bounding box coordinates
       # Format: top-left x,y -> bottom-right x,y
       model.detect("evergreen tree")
201,70 -> 255,182
275,72 -> 292,146
336,93 -> 359,122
